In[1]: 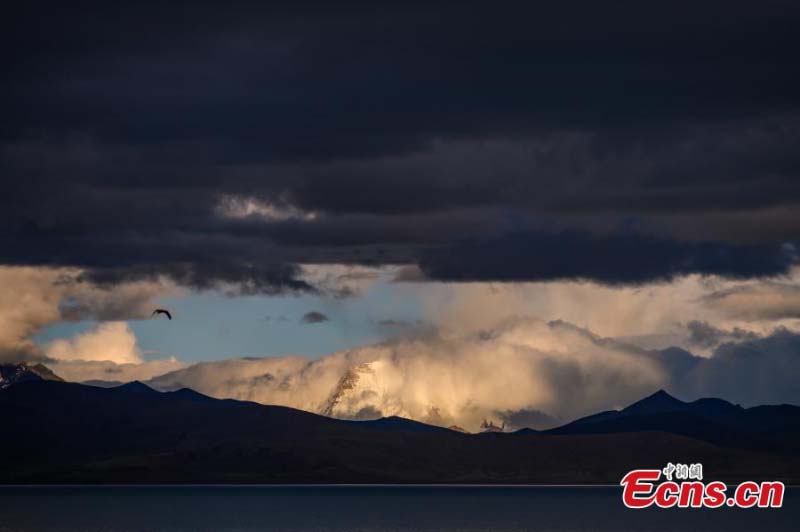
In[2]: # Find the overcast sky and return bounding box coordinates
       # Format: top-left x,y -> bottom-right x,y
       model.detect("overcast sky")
3,1 -> 800,427
4,1 -> 799,288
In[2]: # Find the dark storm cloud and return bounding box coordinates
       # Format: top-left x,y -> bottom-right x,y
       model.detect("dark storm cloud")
78,262 -> 312,296
301,311 -> 329,324
685,321 -> 759,350
419,232 -> 797,284
673,329 -> 800,407
2,1 -> 800,288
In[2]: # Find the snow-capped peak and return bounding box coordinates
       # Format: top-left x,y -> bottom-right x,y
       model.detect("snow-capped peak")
321,360 -> 401,420
0,362 -> 63,390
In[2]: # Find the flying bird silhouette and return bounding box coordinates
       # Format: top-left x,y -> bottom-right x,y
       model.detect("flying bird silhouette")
151,309 -> 172,320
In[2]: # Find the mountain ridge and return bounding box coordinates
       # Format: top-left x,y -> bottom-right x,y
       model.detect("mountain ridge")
2,379 -> 799,484
548,389 -> 800,453
0,362 -> 64,390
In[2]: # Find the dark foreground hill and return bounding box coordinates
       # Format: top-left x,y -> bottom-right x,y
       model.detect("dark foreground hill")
1,380 -> 799,484
548,390 -> 800,453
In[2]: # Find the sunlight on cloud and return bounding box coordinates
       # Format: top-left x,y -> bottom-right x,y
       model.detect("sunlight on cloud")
412,268 -> 800,354
5,263 -> 800,432
0,266 -> 179,362
0,266 -> 184,383
45,322 -> 142,364
48,357 -> 186,383
215,194 -> 319,222
701,281 -> 800,321
148,318 -> 667,431
147,315 -> 800,431
299,264 -> 403,298
141,267 -> 800,431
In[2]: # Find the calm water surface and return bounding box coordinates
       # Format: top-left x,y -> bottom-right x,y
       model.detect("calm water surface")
0,485 -> 796,532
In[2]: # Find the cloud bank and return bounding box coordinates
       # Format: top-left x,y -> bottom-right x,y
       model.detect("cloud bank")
147,317 -> 800,432
4,263 -> 800,432
0,266 -> 177,362
3,2 -> 800,290
49,357 -> 186,384
0,266 -> 186,381
138,268 -> 800,430
45,322 -> 142,364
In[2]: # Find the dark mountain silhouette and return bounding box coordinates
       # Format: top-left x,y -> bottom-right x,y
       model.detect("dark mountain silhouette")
115,380 -> 160,395
624,389 -> 689,414
343,415 -> 453,433
548,389 -> 800,452
2,379 -> 799,484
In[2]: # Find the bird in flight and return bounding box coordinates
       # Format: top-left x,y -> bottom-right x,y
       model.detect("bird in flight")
151,309 -> 172,320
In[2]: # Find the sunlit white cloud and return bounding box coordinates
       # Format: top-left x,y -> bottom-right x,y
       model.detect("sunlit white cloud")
49,357 -> 186,383
138,267 -> 800,430
147,318 -> 666,431
701,281 -> 800,321
6,262 -> 800,432
0,266 -> 179,362
215,194 -> 319,222
299,263 -> 403,297
45,322 -> 143,364
409,267 -> 800,354
0,266 -> 186,386
146,316 -> 800,432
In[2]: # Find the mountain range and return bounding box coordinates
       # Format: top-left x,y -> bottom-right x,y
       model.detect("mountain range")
1,363 -> 799,484
547,390 -> 800,453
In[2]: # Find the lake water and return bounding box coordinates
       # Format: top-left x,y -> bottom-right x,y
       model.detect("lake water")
0,485 -> 796,531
